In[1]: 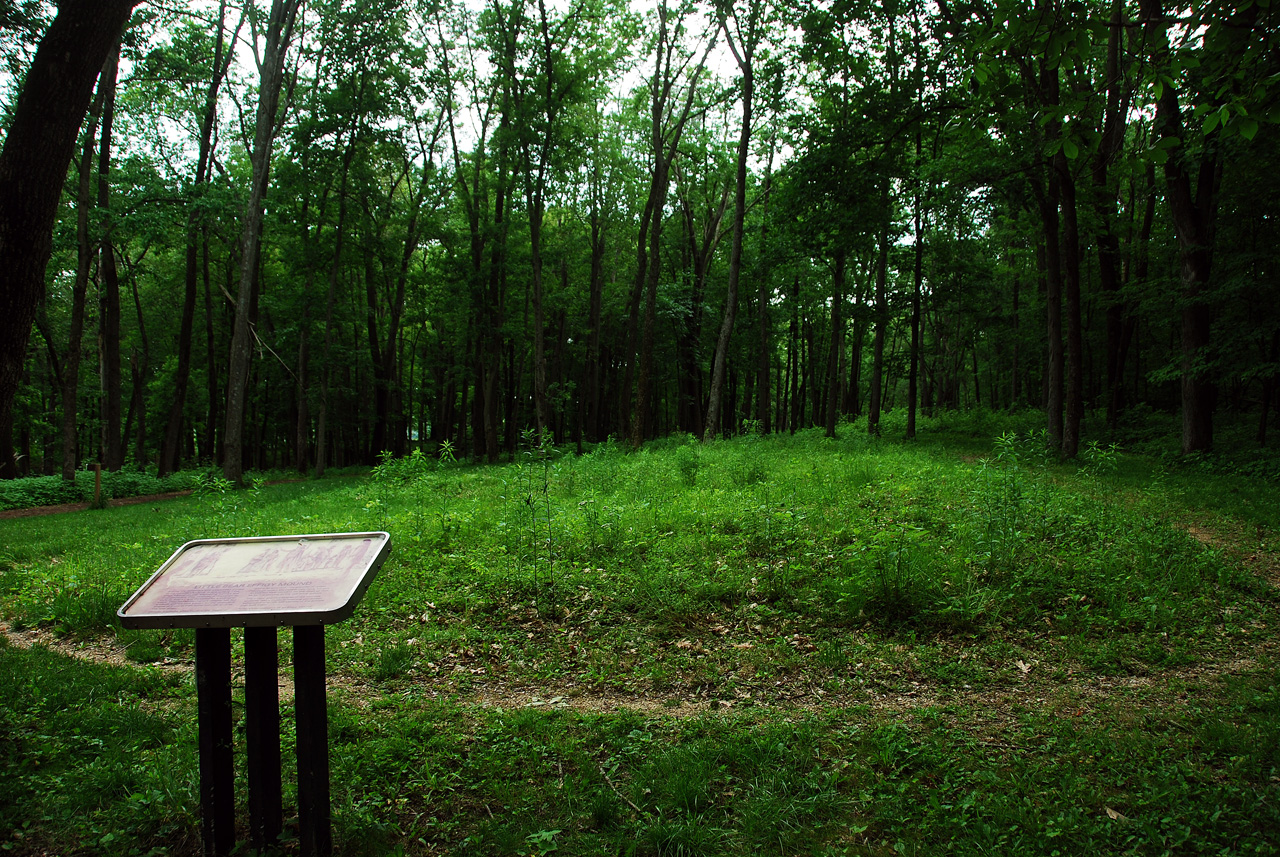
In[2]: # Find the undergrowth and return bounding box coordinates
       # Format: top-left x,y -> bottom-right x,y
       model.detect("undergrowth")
1,416 -> 1277,855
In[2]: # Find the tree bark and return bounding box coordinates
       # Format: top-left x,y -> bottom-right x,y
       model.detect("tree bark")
96,42 -> 124,470
676,175 -> 727,436
868,177 -> 891,436
60,86 -> 106,480
1095,0 -> 1131,432
160,0 -> 240,477
704,6 -> 754,442
633,0 -> 715,447
224,0 -> 303,483
1140,0 -> 1240,453
1037,59 -> 1065,454
585,160 -> 606,442
908,173 -> 923,440
203,230 -> 219,463
0,0 -> 138,444
824,249 -> 846,438
1057,149 -> 1083,459
755,153 -> 773,434
1040,175 -> 1064,452
1259,330 -> 1279,446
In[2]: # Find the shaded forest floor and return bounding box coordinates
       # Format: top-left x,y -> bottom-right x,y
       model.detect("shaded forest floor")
2,415 -> 1279,856
0,489 -> 194,518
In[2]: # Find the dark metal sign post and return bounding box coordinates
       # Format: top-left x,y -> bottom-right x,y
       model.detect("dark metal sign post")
120,532 -> 391,857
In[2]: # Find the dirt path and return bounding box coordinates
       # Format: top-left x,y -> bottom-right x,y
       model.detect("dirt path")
0,490 -> 193,519
1186,523 -> 1280,588
5,618 -> 1273,733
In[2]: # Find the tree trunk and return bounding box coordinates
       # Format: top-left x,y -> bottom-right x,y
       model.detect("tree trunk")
0,0 -> 138,442
224,0 -> 302,483
125,254 -> 150,468
1140,0 -> 1250,453
783,278 -> 793,432
529,198 -> 551,439
96,43 -> 124,470
704,13 -> 753,442
1038,63 -> 1065,453
317,127 -> 358,479
1259,330 -> 1279,446
620,186 -> 654,441
295,303 -> 310,473
61,86 -> 106,480
203,230 -> 219,462
160,0 -> 238,477
1095,0 -> 1130,432
633,171 -> 666,446
586,171 -> 606,442
1040,175 -> 1064,452
868,176 -> 891,436
908,176 -> 923,440
633,0 -> 714,447
1057,149 -> 1083,459
755,157 -> 773,434
825,250 -> 846,438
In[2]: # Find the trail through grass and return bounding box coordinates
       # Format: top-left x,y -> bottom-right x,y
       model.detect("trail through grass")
2,420 -> 1278,855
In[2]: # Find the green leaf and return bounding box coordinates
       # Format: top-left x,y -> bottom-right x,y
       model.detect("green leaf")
1238,117 -> 1259,140
1062,138 -> 1079,160
1202,111 -> 1220,134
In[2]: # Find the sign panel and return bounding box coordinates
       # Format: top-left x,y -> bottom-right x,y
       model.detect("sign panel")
118,532 -> 391,629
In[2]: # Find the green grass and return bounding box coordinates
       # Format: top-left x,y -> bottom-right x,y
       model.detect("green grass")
2,416 -> 1278,855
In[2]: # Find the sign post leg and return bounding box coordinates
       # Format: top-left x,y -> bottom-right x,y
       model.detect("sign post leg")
195,628 -> 234,857
245,625 -> 283,850
293,625 -> 332,857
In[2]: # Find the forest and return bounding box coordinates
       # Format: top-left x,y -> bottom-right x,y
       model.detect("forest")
1,0 -> 1278,484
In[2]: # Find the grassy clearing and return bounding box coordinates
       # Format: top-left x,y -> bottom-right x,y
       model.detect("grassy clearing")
2,415 -> 1278,855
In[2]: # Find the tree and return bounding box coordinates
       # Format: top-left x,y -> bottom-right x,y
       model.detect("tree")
704,0 -> 769,441
629,0 -> 717,448
158,1 -> 244,477
96,40 -> 125,470
224,0 -> 304,484
1138,0 -> 1275,452
0,0 -> 139,474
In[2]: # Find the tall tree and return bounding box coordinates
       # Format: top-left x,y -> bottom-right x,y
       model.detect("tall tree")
96,40 -> 125,470
224,0 -> 303,483
629,0 -> 716,447
60,83 -> 106,479
0,0 -> 139,471
1138,0 -> 1273,452
705,0 -> 767,441
159,1 -> 243,477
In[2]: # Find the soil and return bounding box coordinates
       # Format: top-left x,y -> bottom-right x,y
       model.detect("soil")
0,490 -> 193,519
4,616 -> 1275,732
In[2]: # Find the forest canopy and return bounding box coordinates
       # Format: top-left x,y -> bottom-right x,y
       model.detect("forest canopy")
1,0 -> 1277,482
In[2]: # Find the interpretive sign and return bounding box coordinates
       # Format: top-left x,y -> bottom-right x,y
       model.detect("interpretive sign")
117,531 -> 391,857
117,532 -> 390,628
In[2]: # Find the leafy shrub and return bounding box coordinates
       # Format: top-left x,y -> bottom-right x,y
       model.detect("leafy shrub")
372,448 -> 435,484
0,468 -> 194,511
0,475 -> 86,510
673,442 -> 700,486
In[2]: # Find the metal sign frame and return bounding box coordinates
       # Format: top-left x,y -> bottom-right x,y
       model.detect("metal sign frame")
117,532 -> 391,629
